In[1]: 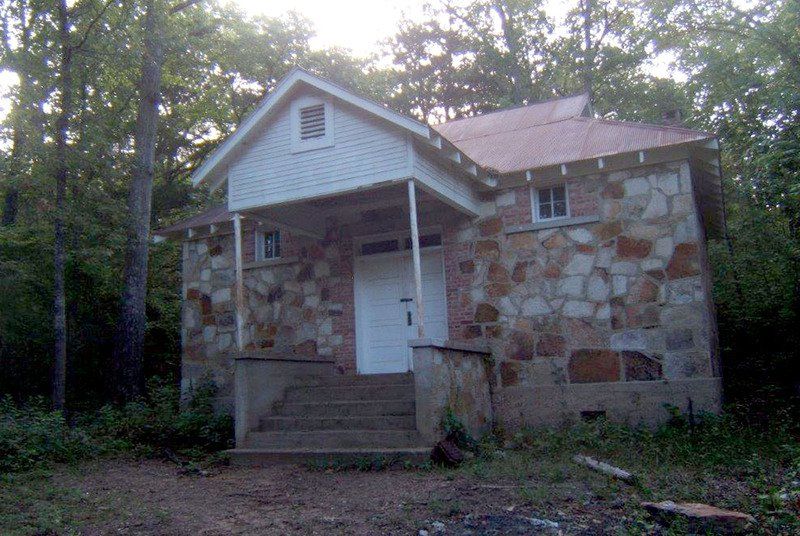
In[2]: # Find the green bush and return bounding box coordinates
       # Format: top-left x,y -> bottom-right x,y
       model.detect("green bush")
0,396 -> 99,472
0,379 -> 233,473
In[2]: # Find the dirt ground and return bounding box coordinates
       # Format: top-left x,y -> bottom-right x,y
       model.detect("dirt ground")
37,457 -> 643,535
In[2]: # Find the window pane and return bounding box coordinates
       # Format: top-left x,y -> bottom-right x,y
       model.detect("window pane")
404,233 -> 442,250
361,239 -> 399,255
263,230 -> 280,259
538,188 -> 551,203
552,186 -> 566,202
553,201 -> 567,218
539,203 -> 552,219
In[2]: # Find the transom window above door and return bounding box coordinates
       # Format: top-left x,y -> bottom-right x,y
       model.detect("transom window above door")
532,184 -> 569,221
357,231 -> 442,257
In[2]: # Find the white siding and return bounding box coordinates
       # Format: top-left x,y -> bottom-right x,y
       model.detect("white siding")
228,90 -> 411,211
413,146 -> 481,216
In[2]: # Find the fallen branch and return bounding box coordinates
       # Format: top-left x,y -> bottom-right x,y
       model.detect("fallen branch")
573,454 -> 637,484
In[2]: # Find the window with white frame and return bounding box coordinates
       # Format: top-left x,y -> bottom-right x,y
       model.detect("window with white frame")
255,229 -> 281,261
532,184 -> 569,221
291,96 -> 334,152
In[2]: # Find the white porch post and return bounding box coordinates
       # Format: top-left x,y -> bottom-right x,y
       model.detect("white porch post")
232,213 -> 245,352
407,179 -> 426,338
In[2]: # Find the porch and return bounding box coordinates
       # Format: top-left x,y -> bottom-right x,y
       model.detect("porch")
218,180 -> 495,460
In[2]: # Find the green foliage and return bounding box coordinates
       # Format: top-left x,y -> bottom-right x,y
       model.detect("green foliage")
0,379 -> 232,473
0,0 -> 797,427
0,396 -> 100,472
441,407 -> 476,451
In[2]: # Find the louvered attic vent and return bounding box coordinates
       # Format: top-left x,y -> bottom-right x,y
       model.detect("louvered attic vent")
299,104 -> 326,140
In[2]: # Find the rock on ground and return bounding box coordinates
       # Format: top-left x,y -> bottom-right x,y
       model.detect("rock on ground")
642,500 -> 756,534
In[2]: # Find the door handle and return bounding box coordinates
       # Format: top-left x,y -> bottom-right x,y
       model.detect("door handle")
407,311 -> 412,326
400,298 -> 413,303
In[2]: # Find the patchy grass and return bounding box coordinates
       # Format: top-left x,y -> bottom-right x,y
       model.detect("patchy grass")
0,469 -> 100,536
454,413 -> 800,534
0,413 -> 797,535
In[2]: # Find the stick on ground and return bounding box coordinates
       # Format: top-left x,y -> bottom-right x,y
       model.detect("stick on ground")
573,454 -> 637,484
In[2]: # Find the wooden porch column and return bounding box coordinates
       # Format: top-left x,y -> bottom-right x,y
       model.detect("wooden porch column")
407,179 -> 425,338
232,213 -> 245,352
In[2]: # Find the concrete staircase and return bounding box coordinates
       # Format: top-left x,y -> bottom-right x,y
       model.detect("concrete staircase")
229,373 -> 432,465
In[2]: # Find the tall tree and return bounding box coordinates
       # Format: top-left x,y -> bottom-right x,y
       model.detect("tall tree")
51,0 -> 72,410
113,0 -> 166,401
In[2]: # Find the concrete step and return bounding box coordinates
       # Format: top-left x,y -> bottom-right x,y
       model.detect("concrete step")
259,414 -> 416,431
245,429 -> 424,449
228,447 -> 431,467
283,383 -> 414,403
293,373 -> 414,387
275,398 -> 415,418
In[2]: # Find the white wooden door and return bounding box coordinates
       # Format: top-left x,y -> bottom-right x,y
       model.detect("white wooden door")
355,249 -> 447,374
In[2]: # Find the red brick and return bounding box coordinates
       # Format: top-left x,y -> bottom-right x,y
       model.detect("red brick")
506,330 -> 535,361
536,334 -> 566,357
666,242 -> 700,280
479,217 -> 503,236
475,240 -> 500,258
625,304 -> 660,328
569,349 -> 620,383
500,361 -> 522,387
616,236 -> 652,259
474,303 -> 499,323
602,182 -> 624,199
543,233 -> 566,249
623,351 -> 662,381
593,220 -> 622,241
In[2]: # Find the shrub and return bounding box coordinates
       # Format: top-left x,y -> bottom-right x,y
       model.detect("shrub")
0,379 -> 233,473
0,396 -> 93,472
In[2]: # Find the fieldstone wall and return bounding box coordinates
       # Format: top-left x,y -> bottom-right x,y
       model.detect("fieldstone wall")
180,159 -> 721,425
181,220 -> 357,410
441,159 -> 721,427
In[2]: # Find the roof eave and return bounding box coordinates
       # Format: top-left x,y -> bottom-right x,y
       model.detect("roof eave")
191,67 -> 431,188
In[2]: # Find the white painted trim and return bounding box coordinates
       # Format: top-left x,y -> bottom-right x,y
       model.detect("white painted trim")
191,68 -> 429,187
254,228 -> 281,262
408,180 -> 425,340
233,213 -> 245,352
530,182 -> 571,223
352,226 -> 443,256
507,214 -> 600,234
244,211 -> 324,240
352,246 -> 447,375
290,96 -> 335,153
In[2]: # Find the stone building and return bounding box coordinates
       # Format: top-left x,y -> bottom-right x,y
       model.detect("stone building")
157,68 -> 724,462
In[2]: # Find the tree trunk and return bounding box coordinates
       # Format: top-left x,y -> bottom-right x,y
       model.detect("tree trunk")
52,0 -> 73,411
113,0 -> 164,402
2,187 -> 18,226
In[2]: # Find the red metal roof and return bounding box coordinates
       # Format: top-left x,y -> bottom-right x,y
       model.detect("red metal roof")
433,94 -> 714,174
